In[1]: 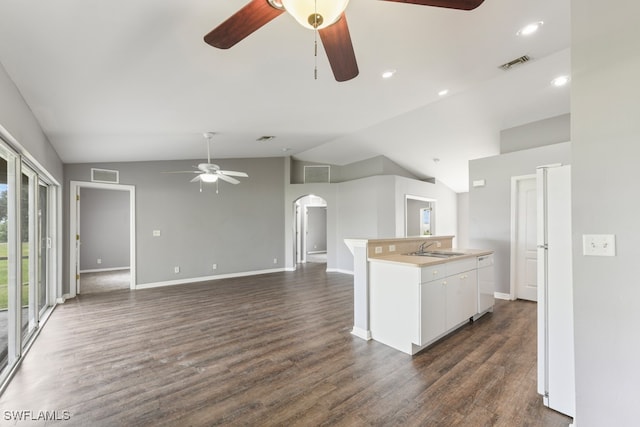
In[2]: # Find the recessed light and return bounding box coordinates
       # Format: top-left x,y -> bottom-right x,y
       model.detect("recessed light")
551,75 -> 570,87
517,21 -> 544,36
438,89 -> 449,97
382,69 -> 396,79
257,135 -> 275,142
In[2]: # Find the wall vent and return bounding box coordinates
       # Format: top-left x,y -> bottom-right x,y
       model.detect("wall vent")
498,55 -> 531,71
304,165 -> 330,183
91,168 -> 119,183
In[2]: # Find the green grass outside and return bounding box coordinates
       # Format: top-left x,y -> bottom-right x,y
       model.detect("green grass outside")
0,242 -> 31,310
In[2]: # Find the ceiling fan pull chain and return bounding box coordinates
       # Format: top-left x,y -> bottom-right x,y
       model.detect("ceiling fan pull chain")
313,0 -> 318,80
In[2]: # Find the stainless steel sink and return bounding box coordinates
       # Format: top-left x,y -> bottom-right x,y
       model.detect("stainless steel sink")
406,251 -> 466,258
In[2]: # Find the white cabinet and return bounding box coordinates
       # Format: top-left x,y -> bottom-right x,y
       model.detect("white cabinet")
419,280 -> 446,345
477,254 -> 495,315
369,254 -> 493,355
417,258 -> 477,347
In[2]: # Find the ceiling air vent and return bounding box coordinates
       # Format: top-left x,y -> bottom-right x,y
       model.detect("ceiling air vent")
91,168 -> 119,184
498,55 -> 531,71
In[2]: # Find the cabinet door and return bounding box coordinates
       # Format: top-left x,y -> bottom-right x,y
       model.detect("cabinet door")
445,270 -> 477,330
419,280 -> 446,345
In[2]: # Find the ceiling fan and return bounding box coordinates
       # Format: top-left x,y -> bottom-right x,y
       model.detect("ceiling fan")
167,133 -> 248,192
203,0 -> 485,82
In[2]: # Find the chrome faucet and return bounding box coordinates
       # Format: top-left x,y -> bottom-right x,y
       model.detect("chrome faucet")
418,241 -> 436,253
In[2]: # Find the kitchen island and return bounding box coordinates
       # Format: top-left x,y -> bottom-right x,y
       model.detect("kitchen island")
345,236 -> 494,355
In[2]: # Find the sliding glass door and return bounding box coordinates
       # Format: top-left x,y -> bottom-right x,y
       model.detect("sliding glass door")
0,137 -> 55,385
0,152 -> 10,372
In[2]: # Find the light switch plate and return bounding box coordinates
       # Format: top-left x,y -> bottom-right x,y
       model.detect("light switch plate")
583,234 -> 616,256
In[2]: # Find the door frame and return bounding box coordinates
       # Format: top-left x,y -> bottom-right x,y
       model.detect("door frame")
68,181 -> 136,297
509,174 -> 536,300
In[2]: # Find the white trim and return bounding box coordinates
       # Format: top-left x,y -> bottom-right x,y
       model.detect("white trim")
509,174 -> 536,301
69,181 -> 136,298
79,267 -> 130,274
494,292 -> 512,300
135,268 -> 286,290
351,326 -> 372,340
326,268 -> 353,275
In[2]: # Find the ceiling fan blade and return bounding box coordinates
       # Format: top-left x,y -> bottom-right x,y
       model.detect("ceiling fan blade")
190,175 -> 203,183
379,0 -> 484,10
204,0 -> 285,49
218,170 -> 249,178
318,14 -> 359,82
217,174 -> 241,185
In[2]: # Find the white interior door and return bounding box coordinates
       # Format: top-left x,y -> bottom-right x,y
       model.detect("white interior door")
515,177 -> 538,301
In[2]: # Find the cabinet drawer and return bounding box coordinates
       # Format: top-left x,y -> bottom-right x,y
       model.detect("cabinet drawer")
445,258 -> 477,276
421,265 -> 446,282
477,254 -> 494,268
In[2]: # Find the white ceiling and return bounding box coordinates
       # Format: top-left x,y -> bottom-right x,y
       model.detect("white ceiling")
0,0 -> 570,192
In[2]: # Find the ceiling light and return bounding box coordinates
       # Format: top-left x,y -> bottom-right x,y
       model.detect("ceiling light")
382,70 -> 396,79
200,173 -> 219,183
551,75 -> 570,87
257,135 -> 275,142
438,89 -> 449,97
280,0 -> 350,30
517,21 -> 544,36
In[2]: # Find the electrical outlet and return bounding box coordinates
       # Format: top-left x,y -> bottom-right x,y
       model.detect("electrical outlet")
375,246 -> 383,254
97,258 -> 102,264
174,266 -> 180,274
153,230 -> 161,237
273,258 -> 278,264
583,234 -> 616,256
389,245 -> 396,252
212,263 -> 217,270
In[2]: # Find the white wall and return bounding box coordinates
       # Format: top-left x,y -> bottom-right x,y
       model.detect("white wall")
571,1 -> 640,424
286,174 -> 459,274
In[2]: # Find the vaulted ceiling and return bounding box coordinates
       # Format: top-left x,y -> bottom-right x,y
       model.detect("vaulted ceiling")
0,0 -> 570,192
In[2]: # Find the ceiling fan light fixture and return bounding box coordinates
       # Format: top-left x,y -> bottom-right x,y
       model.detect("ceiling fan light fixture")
200,173 -> 219,183
281,0 -> 350,30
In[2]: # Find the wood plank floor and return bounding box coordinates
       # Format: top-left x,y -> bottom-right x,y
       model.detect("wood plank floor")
0,263 -> 572,426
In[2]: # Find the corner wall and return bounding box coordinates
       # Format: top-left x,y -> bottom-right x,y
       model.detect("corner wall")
469,142 -> 571,294
571,1 -> 640,424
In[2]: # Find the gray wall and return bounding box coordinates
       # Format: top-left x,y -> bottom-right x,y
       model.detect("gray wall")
79,188 -> 130,271
571,2 -> 640,424
65,158 -> 285,289
500,114 -> 570,154
469,142 -> 571,294
456,192 -> 469,249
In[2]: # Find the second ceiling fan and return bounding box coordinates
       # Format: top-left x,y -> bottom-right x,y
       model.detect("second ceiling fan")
204,0 -> 485,82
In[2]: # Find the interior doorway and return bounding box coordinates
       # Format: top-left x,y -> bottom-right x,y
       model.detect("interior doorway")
510,175 -> 537,301
294,195 -> 327,264
69,181 -> 135,297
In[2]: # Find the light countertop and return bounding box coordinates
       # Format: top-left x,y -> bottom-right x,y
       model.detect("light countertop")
368,248 -> 493,267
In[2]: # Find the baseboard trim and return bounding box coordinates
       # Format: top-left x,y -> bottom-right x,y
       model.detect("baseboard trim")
351,326 -> 371,340
80,267 -> 130,274
135,268 -> 286,290
494,292 -> 512,300
327,268 -> 353,275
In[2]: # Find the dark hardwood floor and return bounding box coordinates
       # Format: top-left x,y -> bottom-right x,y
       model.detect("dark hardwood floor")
0,264 -> 572,426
